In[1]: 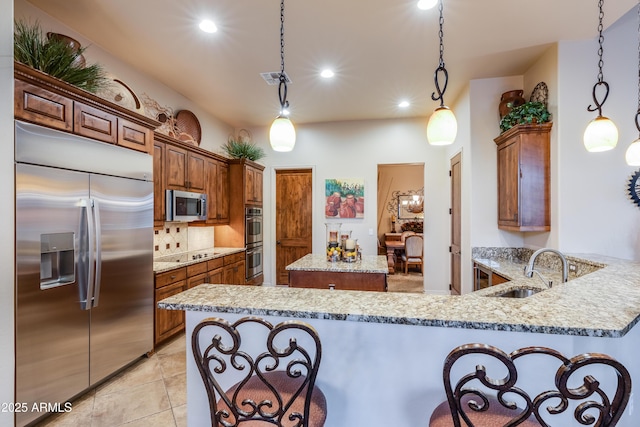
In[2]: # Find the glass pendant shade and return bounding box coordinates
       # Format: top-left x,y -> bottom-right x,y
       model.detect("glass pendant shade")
583,116 -> 618,152
427,106 -> 457,146
269,116 -> 296,152
625,138 -> 640,165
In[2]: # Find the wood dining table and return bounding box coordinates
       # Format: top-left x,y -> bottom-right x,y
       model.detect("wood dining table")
384,240 -> 405,274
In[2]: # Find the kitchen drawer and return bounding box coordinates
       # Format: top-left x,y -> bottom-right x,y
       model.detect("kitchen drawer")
187,272 -> 208,289
155,267 -> 187,288
74,101 -> 117,144
187,260 -> 207,277
223,251 -> 245,265
15,79 -> 73,131
207,257 -> 224,270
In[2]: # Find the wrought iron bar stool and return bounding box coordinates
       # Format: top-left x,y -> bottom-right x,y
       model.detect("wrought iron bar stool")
429,343 -> 631,427
192,316 -> 327,427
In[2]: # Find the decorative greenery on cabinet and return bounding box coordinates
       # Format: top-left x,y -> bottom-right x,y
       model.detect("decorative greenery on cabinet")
14,20 -> 108,93
499,101 -> 551,133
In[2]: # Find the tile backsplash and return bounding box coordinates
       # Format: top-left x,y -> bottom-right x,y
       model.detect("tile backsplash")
153,223 -> 214,257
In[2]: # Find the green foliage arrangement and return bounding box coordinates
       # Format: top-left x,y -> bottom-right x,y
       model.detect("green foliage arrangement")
499,101 -> 551,133
14,20 -> 108,93
222,131 -> 265,161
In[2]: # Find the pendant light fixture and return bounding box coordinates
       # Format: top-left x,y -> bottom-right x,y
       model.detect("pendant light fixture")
269,0 -> 296,152
626,1 -> 640,165
583,0 -> 618,152
427,0 -> 457,146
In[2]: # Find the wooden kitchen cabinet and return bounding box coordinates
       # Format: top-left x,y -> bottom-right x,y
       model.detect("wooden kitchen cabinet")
223,252 -> 246,285
245,164 -> 264,205
154,132 -> 230,227
153,251 -> 246,347
473,262 -> 510,290
207,257 -> 225,283
187,261 -> 208,289
154,268 -> 186,345
15,78 -> 73,132
494,123 -> 552,231
204,157 -> 230,224
165,144 -> 206,192
153,139 -> 165,227
73,101 -> 117,144
288,270 -> 387,292
14,62 -> 158,154
224,260 -> 246,285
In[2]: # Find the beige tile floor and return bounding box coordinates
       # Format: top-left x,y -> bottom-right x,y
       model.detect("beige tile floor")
34,333 -> 187,427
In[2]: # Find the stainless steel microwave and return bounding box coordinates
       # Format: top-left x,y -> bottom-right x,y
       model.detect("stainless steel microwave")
166,190 -> 207,222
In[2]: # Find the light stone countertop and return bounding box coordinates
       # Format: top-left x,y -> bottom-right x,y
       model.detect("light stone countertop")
285,254 -> 389,274
153,247 -> 245,274
158,251 -> 640,338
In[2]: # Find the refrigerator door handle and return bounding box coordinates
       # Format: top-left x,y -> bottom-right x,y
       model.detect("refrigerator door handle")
79,198 -> 95,310
92,199 -> 102,308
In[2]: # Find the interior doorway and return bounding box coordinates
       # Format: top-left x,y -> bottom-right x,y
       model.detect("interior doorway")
275,168 -> 313,286
377,163 -> 425,236
450,152 -> 462,295
377,163 -> 425,272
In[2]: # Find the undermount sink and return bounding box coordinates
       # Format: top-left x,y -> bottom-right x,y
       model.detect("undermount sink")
496,288 -> 543,298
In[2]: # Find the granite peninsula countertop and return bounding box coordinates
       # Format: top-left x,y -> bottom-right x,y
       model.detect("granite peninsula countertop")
153,247 -> 245,274
159,251 -> 640,338
285,254 -> 389,274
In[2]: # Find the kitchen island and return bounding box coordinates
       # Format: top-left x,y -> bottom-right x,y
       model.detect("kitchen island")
286,253 -> 389,291
159,251 -> 640,426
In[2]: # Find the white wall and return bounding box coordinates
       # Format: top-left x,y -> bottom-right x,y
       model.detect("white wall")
0,0 -> 15,424
468,75 -> 525,250
248,118 -> 451,294
14,0 -> 235,153
557,6 -> 640,260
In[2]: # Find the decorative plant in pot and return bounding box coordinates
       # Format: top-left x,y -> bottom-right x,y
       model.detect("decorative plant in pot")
499,101 -> 551,133
221,129 -> 266,161
14,20 -> 108,93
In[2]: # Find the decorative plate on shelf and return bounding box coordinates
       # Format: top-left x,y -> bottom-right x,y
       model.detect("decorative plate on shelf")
97,74 -> 144,114
175,110 -> 201,146
530,81 -> 549,107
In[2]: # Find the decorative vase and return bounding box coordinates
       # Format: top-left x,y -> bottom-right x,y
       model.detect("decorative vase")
499,90 -> 525,118
47,32 -> 86,68
326,223 -> 342,261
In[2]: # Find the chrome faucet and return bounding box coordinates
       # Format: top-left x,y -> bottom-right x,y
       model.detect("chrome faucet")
524,248 -> 568,286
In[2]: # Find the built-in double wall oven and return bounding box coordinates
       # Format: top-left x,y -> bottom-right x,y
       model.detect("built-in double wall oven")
245,207 -> 263,281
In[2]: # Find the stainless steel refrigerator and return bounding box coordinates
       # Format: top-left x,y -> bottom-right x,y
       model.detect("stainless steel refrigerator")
15,121 -> 154,426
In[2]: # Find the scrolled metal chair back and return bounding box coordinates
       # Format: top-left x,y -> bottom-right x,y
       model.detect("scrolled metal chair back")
192,316 -> 323,427
442,343 -> 631,427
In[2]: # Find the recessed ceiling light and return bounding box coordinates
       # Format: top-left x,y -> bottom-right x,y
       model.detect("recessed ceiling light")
199,19 -> 218,33
417,0 -> 438,10
320,69 -> 335,79
398,100 -> 410,108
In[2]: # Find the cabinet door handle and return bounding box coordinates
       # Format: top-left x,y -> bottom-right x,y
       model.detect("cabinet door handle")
170,275 -> 176,279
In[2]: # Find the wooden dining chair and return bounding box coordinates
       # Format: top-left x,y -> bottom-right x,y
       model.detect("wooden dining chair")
429,343 -> 632,427
401,235 -> 423,274
192,316 -> 327,427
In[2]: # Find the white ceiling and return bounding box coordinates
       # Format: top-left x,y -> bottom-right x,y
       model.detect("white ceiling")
25,0 -> 637,128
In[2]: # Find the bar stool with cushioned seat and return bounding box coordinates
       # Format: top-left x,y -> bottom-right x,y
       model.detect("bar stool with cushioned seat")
429,343 -> 631,427
192,316 -> 327,427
